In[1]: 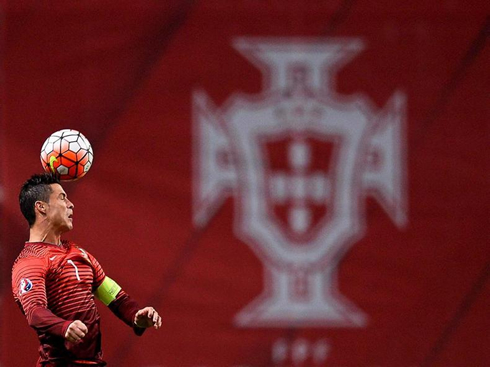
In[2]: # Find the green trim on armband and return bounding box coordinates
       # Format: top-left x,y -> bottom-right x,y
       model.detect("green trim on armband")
94,276 -> 122,306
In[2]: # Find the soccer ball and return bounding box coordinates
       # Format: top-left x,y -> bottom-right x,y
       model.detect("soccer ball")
40,129 -> 94,181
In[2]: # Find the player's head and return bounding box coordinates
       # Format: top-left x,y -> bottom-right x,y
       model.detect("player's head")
19,173 -> 74,231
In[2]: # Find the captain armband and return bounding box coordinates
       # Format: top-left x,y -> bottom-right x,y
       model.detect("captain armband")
94,276 -> 122,306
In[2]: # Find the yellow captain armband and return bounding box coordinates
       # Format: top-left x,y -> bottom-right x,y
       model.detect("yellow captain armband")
94,276 -> 122,306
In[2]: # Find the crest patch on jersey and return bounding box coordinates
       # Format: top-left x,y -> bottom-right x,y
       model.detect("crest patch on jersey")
77,246 -> 92,265
19,278 -> 33,295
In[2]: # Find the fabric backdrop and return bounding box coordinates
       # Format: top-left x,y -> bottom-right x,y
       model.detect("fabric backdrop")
1,1 -> 488,366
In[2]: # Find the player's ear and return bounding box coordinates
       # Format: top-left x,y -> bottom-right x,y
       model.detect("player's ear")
35,201 -> 48,215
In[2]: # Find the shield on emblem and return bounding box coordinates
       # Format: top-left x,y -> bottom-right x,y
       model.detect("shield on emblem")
262,134 -> 338,244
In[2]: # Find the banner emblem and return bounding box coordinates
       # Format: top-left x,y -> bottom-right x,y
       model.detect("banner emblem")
193,38 -> 408,327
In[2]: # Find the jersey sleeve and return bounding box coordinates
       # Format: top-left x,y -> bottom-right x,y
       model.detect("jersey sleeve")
88,250 -> 145,336
12,257 -> 72,337
108,290 -> 146,336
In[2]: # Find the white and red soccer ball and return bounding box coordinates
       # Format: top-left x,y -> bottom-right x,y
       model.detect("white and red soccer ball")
40,129 -> 94,181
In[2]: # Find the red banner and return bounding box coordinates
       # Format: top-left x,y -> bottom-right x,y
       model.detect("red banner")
1,1 -> 488,366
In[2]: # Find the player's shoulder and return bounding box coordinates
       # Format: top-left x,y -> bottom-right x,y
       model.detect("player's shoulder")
14,243 -> 51,261
12,243 -> 51,271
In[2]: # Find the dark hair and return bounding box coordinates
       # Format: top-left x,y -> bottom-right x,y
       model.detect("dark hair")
19,173 -> 60,227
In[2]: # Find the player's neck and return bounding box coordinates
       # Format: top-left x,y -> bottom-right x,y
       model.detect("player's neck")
29,225 -> 62,246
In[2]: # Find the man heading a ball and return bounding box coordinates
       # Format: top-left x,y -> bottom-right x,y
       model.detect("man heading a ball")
12,173 -> 162,366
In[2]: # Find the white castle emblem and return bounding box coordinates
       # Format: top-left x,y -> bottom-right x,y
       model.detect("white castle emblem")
193,38 -> 407,327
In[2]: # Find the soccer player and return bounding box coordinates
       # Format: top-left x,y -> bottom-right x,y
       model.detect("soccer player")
12,173 -> 162,366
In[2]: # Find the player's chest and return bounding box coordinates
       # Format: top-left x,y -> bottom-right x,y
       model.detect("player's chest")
47,253 -> 94,288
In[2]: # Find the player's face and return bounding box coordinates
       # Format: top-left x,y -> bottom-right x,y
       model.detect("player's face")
45,184 -> 74,233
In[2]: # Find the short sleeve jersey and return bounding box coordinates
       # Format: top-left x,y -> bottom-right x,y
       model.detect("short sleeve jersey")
12,240 -> 106,362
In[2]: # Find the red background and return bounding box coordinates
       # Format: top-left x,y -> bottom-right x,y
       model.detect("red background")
1,1 -> 489,366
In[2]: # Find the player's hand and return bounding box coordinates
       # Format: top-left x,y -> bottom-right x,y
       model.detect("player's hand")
134,306 -> 162,330
65,320 -> 88,343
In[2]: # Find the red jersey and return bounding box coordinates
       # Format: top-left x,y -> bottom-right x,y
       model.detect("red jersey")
12,241 -> 143,366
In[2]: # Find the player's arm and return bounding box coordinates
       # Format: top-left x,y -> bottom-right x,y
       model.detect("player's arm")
12,257 -> 74,338
94,275 -> 161,334
89,253 -> 161,334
